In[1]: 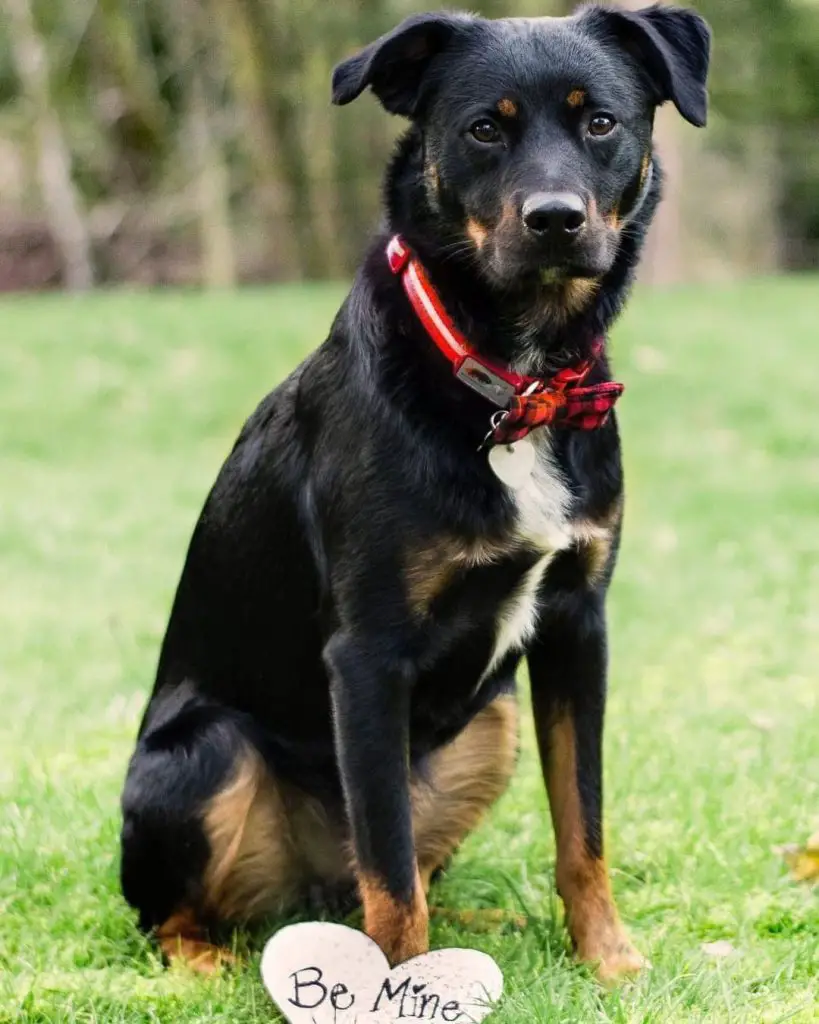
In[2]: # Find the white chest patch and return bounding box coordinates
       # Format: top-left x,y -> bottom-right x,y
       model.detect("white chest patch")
511,434 -> 574,551
479,433 -> 574,683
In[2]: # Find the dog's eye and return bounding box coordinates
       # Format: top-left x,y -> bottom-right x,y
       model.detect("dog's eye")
588,113 -> 617,137
469,119 -> 501,145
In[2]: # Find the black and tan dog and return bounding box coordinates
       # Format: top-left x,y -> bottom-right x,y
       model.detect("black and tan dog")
120,4 -> 710,982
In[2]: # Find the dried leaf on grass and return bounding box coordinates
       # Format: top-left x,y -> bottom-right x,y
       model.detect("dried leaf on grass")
776,830 -> 819,883
701,940 -> 737,959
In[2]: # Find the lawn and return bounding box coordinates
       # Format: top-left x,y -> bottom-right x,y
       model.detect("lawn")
1,276 -> 817,1024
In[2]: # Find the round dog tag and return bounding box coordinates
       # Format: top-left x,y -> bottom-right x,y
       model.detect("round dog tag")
487,436 -> 536,488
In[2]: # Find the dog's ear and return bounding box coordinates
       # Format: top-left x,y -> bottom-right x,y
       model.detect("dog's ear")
585,4 -> 711,127
332,12 -> 472,116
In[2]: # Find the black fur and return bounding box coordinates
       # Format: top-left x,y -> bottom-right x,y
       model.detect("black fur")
121,3 -> 710,957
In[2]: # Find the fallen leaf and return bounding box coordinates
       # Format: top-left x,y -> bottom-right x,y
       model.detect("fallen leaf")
701,940 -> 736,959
778,833 -> 819,883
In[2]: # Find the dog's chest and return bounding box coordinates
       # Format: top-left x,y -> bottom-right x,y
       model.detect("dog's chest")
478,435 -> 574,679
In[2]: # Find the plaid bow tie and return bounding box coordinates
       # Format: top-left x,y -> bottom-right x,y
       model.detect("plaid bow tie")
491,353 -> 624,445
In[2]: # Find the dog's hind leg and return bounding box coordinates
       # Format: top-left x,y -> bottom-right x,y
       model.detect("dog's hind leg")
120,686 -> 305,972
412,693 -> 519,893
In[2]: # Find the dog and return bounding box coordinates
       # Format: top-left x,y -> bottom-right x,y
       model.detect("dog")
120,3 -> 710,982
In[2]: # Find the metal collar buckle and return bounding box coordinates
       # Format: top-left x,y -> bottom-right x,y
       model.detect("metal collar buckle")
456,357 -> 516,407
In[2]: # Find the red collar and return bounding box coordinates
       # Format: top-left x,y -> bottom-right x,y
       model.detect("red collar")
387,234 -> 623,446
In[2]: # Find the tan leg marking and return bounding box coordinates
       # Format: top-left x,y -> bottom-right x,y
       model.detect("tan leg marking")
202,748 -> 304,923
359,868 -> 429,965
575,496 -> 623,587
413,696 -> 519,887
545,715 -> 644,982
405,538 -> 462,616
405,537 -> 518,616
579,531 -> 613,586
156,909 -> 237,975
287,788 -> 354,886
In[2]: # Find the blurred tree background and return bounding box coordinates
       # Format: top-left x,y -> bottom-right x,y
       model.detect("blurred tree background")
0,0 -> 817,290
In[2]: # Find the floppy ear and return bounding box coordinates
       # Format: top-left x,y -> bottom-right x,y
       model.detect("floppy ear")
585,4 -> 711,127
332,12 -> 472,116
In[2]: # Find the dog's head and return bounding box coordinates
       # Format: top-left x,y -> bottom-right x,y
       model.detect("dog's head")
333,5 -> 710,309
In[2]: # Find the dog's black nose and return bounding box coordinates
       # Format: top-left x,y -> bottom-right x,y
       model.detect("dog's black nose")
522,192 -> 587,236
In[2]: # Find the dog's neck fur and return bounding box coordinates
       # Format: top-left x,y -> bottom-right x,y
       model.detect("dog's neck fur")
384,127 -> 662,377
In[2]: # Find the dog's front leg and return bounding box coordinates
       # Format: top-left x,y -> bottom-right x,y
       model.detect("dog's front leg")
528,592 -> 644,983
324,631 -> 428,966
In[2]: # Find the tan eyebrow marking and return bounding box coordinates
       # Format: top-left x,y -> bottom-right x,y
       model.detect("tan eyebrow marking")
567,89 -> 586,108
497,98 -> 518,118
466,218 -> 489,250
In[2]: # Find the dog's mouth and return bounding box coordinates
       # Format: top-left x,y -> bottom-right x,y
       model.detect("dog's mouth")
477,240 -> 616,293
538,263 -> 604,284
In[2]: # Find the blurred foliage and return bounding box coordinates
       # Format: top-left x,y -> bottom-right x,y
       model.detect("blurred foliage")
703,0 -> 819,267
0,0 -> 817,287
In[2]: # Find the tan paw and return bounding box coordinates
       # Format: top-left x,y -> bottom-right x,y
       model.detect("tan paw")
361,870 -> 430,966
580,934 -> 648,985
160,934 -> 239,975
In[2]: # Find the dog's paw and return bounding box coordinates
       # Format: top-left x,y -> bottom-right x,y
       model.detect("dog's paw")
160,935 -> 239,975
575,926 -> 648,985
593,942 -> 648,985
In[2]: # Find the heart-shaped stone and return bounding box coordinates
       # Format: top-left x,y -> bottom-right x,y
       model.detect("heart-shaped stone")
261,922 -> 503,1023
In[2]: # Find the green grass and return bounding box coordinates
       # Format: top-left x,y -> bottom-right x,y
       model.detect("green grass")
1,276 -> 818,1023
